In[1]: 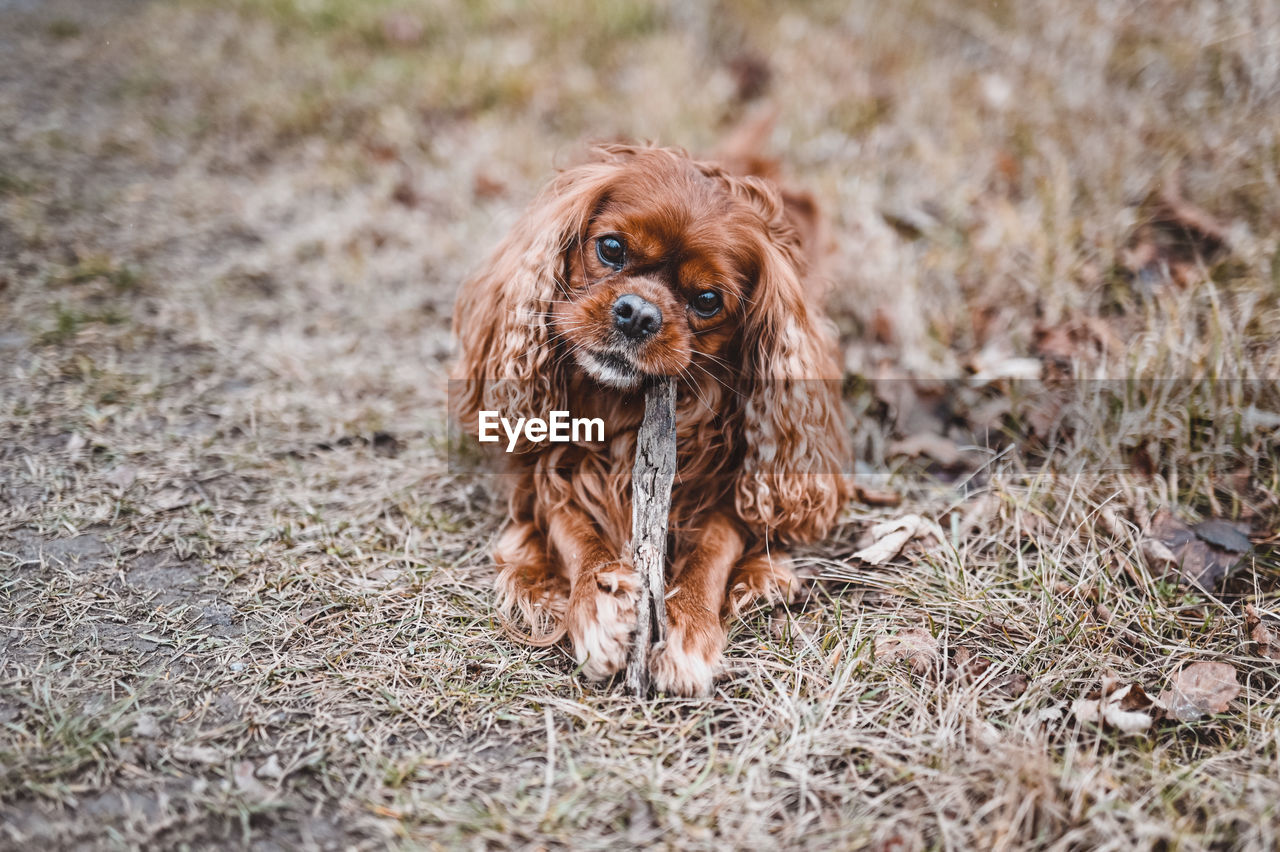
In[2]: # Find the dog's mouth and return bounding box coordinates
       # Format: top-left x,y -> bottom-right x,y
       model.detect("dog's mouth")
575,348 -> 645,390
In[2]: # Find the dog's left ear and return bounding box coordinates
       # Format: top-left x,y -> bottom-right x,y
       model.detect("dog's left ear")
451,154 -> 620,436
728,177 -> 851,541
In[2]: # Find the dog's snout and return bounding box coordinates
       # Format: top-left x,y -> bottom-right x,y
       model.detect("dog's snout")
612,294 -> 662,341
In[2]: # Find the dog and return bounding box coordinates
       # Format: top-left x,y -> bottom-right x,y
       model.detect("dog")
452,142 -> 849,696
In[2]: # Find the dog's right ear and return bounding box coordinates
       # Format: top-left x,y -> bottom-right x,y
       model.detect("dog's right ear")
451,156 -> 621,433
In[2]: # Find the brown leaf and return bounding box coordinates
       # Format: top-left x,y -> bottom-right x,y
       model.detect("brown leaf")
1158,662 -> 1240,721
854,515 -> 927,565
1123,179 -> 1231,294
1157,180 -> 1230,251
1032,322 -> 1079,370
948,645 -> 989,682
888,433 -> 963,468
1143,509 -> 1249,590
999,672 -> 1030,698
956,494 -> 1000,534
853,486 -> 902,507
1072,682 -> 1156,733
1243,605 -> 1280,662
1031,319 -> 1112,380
872,362 -> 951,437
874,627 -> 939,675
1190,519 -> 1251,553
948,646 -> 1028,697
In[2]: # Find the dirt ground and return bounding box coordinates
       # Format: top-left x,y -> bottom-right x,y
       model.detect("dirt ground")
2,1 -> 1279,849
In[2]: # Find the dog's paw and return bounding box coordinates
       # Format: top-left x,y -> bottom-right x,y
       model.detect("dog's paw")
649,627 -> 720,697
566,569 -> 638,682
728,554 -> 799,616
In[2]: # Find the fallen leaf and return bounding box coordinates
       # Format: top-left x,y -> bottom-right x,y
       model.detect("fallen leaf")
1123,178 -> 1231,293
1243,604 -> 1280,662
854,515 -> 925,565
956,494 -> 1000,534
874,627 -> 939,675
1072,682 -> 1157,733
872,362 -> 951,438
1140,536 -> 1179,567
1158,661 -> 1240,721
1190,519 -> 1251,554
888,433 -> 963,468
1157,179 -> 1230,252
1143,509 -> 1250,590
1096,505 -> 1127,539
947,646 -> 1028,696
948,645 -> 988,681
853,483 -> 902,507
1030,319 -> 1112,392
1033,322 -> 1079,372
1000,672 -> 1030,698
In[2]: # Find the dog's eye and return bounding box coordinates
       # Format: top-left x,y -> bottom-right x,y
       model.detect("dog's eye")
596,236 -> 626,269
691,290 -> 722,317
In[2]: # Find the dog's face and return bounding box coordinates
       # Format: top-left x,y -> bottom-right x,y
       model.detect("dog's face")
553,158 -> 763,390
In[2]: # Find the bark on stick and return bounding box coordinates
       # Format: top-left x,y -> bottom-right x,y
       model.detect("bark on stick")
625,377 -> 677,696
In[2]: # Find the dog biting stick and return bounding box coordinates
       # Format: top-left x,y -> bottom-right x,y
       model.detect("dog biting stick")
625,377 -> 677,696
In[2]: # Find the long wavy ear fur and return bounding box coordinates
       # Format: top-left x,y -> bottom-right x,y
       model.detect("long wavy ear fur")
451,153 -> 623,438
730,177 -> 851,542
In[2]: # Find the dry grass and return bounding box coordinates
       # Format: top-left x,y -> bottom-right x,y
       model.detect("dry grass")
2,0 -> 1279,848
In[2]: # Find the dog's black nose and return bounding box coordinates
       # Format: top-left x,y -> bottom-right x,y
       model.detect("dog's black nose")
612,294 -> 662,341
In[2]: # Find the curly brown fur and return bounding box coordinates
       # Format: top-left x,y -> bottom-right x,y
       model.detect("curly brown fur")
452,144 -> 850,695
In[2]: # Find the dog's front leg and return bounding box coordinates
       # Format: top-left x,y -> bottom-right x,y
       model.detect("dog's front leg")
650,512 -> 745,697
549,506 -> 638,682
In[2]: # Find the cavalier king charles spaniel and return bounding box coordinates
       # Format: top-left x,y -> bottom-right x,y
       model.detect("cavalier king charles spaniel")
452,143 -> 850,696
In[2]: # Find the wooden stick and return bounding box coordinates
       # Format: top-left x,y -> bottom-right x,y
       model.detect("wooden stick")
625,377 -> 677,696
